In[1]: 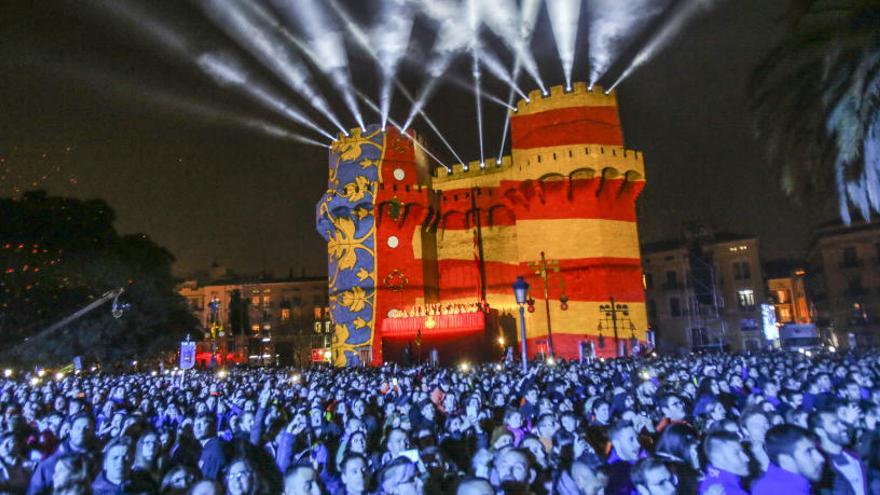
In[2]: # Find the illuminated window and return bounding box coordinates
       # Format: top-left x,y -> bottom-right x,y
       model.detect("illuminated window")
281,308 -> 291,321
774,289 -> 789,304
737,289 -> 755,311
251,295 -> 260,305
776,306 -> 793,322
262,295 -> 271,306
251,324 -> 260,333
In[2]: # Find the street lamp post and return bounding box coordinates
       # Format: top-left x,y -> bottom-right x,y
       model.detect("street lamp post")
598,297 -> 632,357
528,252 -> 559,358
208,297 -> 221,368
512,276 -> 530,373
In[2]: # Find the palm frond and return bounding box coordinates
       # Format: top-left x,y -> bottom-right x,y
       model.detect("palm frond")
749,0 -> 880,222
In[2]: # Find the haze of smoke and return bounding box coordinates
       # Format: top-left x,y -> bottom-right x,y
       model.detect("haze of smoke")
546,0 -> 583,87
270,0 -> 365,130
194,0 -> 345,133
354,88 -> 451,171
609,0 -> 722,90
373,0 -> 416,126
464,0 -> 544,92
91,0 -> 335,138
588,0 -> 671,85
479,47 -> 528,99
196,52 -> 334,140
319,0 -> 467,166
10,54 -> 323,145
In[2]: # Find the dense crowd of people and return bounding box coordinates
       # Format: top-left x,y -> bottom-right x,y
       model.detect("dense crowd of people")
0,350 -> 878,494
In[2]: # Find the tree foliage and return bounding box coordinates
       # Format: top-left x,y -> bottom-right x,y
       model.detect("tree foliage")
749,0 -> 880,223
0,191 -> 197,366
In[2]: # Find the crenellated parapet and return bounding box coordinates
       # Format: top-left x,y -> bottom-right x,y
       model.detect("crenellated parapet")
432,144 -> 645,192
514,82 -> 618,115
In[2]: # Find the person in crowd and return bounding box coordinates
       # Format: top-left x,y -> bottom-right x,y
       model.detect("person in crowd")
631,457 -> 678,495
699,431 -> 749,495
492,447 -> 534,494
654,424 -> 700,495
92,436 -> 155,494
379,428 -> 409,468
810,407 -> 869,494
51,454 -> 91,495
455,477 -> 495,495
193,415 -> 226,481
740,408 -> 771,475
133,431 -> 165,486
656,395 -> 689,434
159,465 -> 196,495
337,453 -> 369,495
224,458 -> 259,495
605,420 -> 642,495
375,457 -> 422,495
283,465 -> 321,495
0,431 -> 32,494
187,479 -> 222,495
751,424 -> 825,495
1,348 -> 880,495
27,414 -> 95,495
558,459 -> 607,495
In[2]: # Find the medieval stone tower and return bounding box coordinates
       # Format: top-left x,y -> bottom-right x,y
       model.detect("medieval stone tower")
317,83 -> 646,366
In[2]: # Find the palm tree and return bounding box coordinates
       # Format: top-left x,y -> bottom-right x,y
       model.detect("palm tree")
749,0 -> 880,223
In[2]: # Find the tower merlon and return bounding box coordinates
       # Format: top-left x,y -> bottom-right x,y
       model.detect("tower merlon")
433,156 -> 513,180
514,82 -> 618,116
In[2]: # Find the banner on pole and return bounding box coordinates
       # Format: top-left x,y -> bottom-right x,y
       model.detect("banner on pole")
180,341 -> 196,370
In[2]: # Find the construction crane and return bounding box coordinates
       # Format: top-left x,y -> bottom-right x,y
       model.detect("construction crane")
2,288 -> 129,359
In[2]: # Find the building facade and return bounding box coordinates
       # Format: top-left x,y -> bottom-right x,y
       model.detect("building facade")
642,231 -> 766,353
317,82 -> 648,366
765,264 -> 811,326
178,277 -> 329,366
807,220 -> 880,348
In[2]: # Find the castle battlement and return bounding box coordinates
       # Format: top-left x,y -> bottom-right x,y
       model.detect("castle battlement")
514,82 -> 617,115
512,143 -> 645,180
432,143 -> 645,189
433,156 -> 513,181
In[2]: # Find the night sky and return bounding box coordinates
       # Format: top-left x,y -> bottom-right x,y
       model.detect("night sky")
0,0 -> 834,278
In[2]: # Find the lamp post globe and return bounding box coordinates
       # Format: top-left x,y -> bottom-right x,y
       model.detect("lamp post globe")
512,276 -> 530,373
513,276 -> 529,304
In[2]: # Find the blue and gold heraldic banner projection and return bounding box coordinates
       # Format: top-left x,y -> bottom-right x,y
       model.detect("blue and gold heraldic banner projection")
316,125 -> 385,366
